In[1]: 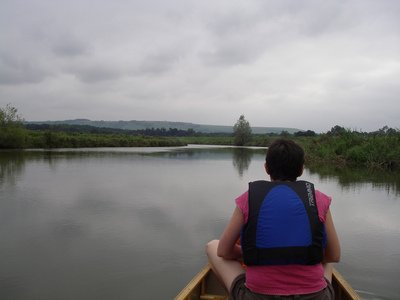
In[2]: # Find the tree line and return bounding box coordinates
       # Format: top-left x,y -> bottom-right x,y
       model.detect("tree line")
25,123 -> 203,137
231,115 -> 400,170
1,105 -> 399,170
0,105 -> 186,148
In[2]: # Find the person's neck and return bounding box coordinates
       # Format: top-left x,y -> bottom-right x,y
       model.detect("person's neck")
270,178 -> 296,182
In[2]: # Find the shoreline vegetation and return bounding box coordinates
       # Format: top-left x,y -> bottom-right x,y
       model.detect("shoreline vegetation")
1,124 -> 399,171
1,106 -> 399,171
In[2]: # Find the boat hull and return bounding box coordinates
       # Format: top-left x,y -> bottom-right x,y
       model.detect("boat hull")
175,264 -> 360,300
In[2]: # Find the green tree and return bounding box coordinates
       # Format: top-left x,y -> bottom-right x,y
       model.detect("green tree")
327,125 -> 347,136
0,104 -> 27,148
280,130 -> 290,138
294,130 -> 316,137
233,115 -> 252,146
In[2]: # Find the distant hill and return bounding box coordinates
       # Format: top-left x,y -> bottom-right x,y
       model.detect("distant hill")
26,119 -> 302,134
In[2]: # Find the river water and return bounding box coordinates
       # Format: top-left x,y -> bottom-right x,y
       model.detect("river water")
0,146 -> 399,299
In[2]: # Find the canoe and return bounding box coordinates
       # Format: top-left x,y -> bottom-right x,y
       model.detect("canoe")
175,264 -> 360,300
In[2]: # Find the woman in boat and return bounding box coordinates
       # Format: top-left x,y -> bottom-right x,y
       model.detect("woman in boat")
206,139 -> 341,299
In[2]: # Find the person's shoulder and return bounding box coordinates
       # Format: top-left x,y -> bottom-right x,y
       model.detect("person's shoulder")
315,189 -> 331,202
235,190 -> 248,206
315,189 -> 332,219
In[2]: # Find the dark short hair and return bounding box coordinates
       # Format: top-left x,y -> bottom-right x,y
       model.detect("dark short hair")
265,139 -> 305,181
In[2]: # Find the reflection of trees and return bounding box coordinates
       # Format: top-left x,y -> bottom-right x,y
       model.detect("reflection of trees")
0,151 -> 66,187
307,162 -> 400,196
0,151 -> 26,187
232,148 -> 253,177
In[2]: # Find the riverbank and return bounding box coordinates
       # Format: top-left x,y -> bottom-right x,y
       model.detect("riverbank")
1,127 -> 399,171
1,129 -> 186,148
297,134 -> 400,171
183,134 -> 400,171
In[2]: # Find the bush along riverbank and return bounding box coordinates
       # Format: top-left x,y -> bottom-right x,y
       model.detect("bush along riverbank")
297,131 -> 400,171
32,131 -> 188,148
2,128 -> 400,171
177,132 -> 400,171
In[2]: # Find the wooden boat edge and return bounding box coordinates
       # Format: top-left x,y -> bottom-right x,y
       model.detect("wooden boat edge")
332,268 -> 361,300
175,265 -> 212,300
175,264 -> 361,300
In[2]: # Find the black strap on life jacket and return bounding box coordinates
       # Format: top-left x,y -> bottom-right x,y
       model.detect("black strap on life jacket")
241,180 -> 324,266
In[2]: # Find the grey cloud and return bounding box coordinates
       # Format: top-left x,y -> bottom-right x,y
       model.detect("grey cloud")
66,50 -> 181,83
201,8 -> 271,66
1,0 -> 399,132
52,36 -> 89,57
0,53 -> 49,85
200,30 -> 270,67
205,8 -> 259,38
200,46 -> 258,67
75,68 -> 121,83
138,52 -> 182,75
67,63 -> 123,83
200,4 -> 311,67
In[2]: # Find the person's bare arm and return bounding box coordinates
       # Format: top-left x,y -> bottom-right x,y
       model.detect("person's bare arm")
217,207 -> 243,260
323,209 -> 341,262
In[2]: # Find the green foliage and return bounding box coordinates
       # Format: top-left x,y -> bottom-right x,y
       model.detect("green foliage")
0,104 -> 23,126
27,119 -> 299,134
327,125 -> 347,136
2,105 -> 399,171
299,132 -> 400,170
233,115 -> 252,146
26,123 -> 204,137
178,136 -> 233,145
294,130 -> 316,137
25,131 -> 186,148
0,104 -> 28,149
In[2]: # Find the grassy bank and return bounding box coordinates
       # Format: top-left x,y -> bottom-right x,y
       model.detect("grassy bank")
296,133 -> 400,170
177,136 -> 233,145
179,133 -> 400,171
226,132 -> 400,171
177,135 -> 272,147
1,123 -> 399,171
1,130 -> 186,148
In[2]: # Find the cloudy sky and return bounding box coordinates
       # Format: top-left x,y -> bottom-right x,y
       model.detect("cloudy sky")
0,0 -> 399,132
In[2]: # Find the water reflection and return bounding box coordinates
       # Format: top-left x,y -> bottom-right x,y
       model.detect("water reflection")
232,148 -> 254,177
1,147 -> 399,299
0,151 -> 26,186
2,147 -> 399,195
307,163 -> 400,196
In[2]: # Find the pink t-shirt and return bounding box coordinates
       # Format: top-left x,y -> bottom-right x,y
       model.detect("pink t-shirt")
235,188 -> 331,295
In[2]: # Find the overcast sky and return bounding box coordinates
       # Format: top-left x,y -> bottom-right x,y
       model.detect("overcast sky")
1,0 -> 399,132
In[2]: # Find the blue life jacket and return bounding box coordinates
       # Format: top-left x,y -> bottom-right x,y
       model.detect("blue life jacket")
241,180 -> 325,266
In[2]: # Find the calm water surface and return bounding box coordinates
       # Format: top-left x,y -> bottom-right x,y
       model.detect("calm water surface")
0,146 -> 399,299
